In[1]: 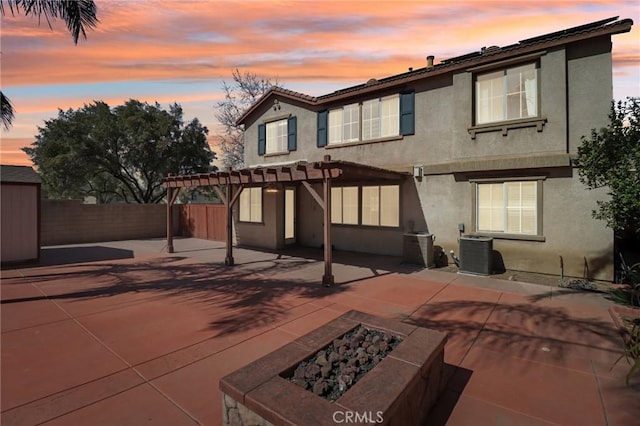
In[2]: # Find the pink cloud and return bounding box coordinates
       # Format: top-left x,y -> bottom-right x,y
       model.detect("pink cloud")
3,1 -> 638,88
0,139 -> 34,167
1,0 -> 638,163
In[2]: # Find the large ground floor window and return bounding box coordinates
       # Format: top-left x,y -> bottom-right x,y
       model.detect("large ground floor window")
475,180 -> 540,235
331,184 -> 399,227
239,187 -> 262,223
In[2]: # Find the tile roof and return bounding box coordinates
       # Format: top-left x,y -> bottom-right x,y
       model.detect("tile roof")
238,16 -> 632,125
0,165 -> 41,184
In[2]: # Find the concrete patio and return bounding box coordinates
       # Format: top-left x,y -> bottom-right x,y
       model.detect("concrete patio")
1,238 -> 638,425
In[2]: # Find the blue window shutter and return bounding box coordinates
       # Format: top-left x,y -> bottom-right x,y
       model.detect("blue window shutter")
317,110 -> 328,147
400,92 -> 415,135
287,116 -> 297,151
258,123 -> 266,156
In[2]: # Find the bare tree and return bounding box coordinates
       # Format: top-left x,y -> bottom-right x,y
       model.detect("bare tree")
215,69 -> 280,169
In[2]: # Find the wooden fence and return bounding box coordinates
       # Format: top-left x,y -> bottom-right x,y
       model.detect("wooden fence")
178,204 -> 226,241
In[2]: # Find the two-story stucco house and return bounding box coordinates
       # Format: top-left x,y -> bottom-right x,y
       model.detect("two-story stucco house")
164,17 -> 633,283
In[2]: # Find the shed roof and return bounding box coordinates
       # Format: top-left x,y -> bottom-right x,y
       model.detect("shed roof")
0,165 -> 41,184
237,16 -> 632,125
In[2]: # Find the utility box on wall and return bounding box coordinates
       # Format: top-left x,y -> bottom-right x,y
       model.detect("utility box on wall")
459,235 -> 493,275
403,233 -> 434,267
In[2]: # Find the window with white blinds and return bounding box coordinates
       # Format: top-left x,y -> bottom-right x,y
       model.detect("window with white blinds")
361,186 -> 380,226
331,185 -> 400,227
475,63 -> 538,125
239,187 -> 262,223
331,186 -> 359,225
477,181 -> 537,234
327,95 -> 400,145
362,185 -> 399,227
265,119 -> 287,154
329,103 -> 359,144
343,104 -> 360,143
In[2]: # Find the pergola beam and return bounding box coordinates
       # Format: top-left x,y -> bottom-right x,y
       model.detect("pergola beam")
301,181 -> 324,210
213,185 -> 226,206
163,167 -> 342,187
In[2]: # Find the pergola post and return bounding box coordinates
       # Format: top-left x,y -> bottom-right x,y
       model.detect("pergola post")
322,174 -> 334,286
224,183 -> 234,266
166,183 -> 180,253
322,155 -> 335,286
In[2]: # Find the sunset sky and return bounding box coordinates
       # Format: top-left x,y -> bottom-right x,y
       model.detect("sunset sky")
1,0 -> 638,167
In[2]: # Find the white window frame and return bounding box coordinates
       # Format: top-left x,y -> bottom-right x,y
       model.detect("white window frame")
343,104 -> 360,143
475,62 -> 538,125
239,187 -> 262,223
265,118 -> 288,154
328,108 -> 343,145
475,181 -> 539,236
362,99 -> 380,141
380,95 -> 399,138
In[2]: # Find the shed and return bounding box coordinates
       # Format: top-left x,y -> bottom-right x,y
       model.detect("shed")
1,165 -> 41,263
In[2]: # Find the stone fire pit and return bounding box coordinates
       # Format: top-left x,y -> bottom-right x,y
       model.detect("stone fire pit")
220,311 -> 447,425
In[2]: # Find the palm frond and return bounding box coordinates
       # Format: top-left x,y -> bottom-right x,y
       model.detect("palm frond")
1,0 -> 99,44
1,91 -> 15,131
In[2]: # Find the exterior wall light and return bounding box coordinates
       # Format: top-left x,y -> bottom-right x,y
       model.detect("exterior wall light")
264,183 -> 280,193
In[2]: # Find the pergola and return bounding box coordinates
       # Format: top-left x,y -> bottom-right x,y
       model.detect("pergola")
162,155 -> 409,286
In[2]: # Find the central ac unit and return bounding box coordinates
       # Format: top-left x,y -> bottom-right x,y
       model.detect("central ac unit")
459,235 -> 493,275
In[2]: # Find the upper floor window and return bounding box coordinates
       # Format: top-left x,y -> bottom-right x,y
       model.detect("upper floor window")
329,96 -> 400,145
363,95 -> 400,141
318,92 -> 413,147
475,63 -> 538,125
266,119 -> 287,154
329,103 -> 360,144
258,116 -> 297,156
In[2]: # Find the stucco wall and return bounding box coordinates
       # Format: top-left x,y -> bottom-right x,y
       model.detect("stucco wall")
566,35 -> 613,153
41,200 -> 178,246
234,189 -> 283,249
239,37 -> 616,280
450,48 -> 568,160
419,173 -> 613,280
294,181 -> 429,256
